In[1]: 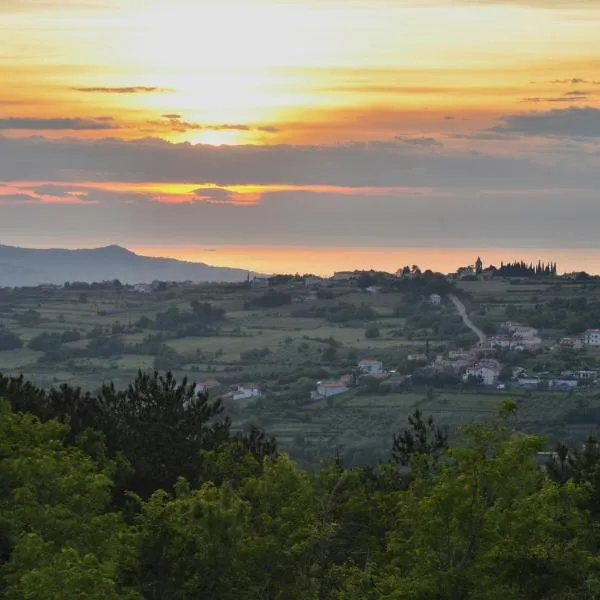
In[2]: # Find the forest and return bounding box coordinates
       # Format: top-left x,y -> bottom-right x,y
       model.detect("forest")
3,370 -> 600,599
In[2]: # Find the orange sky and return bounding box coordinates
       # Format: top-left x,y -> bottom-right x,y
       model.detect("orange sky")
4,0 -> 600,145
3,0 -> 600,272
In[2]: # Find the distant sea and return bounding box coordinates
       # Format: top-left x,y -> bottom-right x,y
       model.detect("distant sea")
133,245 -> 600,277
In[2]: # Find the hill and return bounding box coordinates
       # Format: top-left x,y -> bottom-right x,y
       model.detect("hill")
0,244 -> 250,286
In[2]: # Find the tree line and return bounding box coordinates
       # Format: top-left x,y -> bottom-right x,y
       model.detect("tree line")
4,372 -> 600,598
497,260 -> 558,278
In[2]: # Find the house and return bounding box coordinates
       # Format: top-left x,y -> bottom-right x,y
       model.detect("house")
339,373 -> 355,387
488,335 -> 512,349
194,379 -> 222,395
251,276 -> 270,288
583,329 -> 600,346
358,358 -> 384,375
232,383 -> 263,401
562,369 -> 598,381
547,379 -> 578,390
428,293 -> 442,305
331,271 -> 356,282
559,337 -> 575,348
515,378 -> 543,389
310,380 -> 350,400
132,283 -> 152,294
304,276 -> 322,288
462,359 -> 501,386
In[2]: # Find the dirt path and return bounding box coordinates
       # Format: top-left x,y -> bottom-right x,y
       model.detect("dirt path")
450,294 -> 486,343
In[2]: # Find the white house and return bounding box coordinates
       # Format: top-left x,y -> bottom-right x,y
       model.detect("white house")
194,379 -> 221,395
583,329 -> 600,346
428,293 -> 442,305
331,271 -> 356,282
304,276 -> 322,287
358,358 -> 384,375
311,380 -> 350,400
462,360 -> 501,386
232,384 -> 263,401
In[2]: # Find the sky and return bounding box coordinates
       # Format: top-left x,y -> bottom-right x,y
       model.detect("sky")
2,0 -> 600,273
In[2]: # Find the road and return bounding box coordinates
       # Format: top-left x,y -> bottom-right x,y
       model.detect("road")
450,294 -> 486,343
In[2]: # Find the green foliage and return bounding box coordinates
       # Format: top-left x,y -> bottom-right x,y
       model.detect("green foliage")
4,377 -> 600,599
0,329 -> 23,351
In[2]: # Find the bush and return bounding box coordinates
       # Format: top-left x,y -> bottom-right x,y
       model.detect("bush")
0,329 -> 23,351
365,326 -> 380,339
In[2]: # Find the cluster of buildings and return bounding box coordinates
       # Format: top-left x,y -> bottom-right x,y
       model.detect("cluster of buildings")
310,358 -> 387,401
194,379 -> 264,402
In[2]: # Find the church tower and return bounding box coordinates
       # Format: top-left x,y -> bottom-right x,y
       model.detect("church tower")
475,256 -> 483,275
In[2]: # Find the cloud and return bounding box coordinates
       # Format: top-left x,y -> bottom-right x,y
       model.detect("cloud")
394,135 -> 444,149
546,78 -> 600,85
190,187 -> 260,205
0,117 -> 117,130
73,86 -> 173,94
492,107 -> 600,138
147,116 -> 279,134
2,134 -> 600,192
521,93 -> 590,103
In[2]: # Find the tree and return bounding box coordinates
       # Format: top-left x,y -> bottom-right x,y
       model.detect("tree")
364,326 -> 380,339
98,370 -> 230,497
0,402 -> 136,599
391,409 -> 448,467
0,329 -> 23,351
377,410 -> 594,600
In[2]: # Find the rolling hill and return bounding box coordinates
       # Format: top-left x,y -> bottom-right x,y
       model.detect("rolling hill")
0,244 -> 251,286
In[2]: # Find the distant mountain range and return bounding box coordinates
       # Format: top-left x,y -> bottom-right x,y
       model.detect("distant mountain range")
0,244 -> 251,287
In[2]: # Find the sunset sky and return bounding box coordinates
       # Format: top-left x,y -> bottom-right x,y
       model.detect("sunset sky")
2,0 -> 600,273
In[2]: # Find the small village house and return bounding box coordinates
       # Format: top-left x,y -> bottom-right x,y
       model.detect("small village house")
462,359 -> 501,386
428,293 -> 442,305
251,276 -> 270,289
304,276 -> 322,288
331,271 -> 356,282
583,329 -> 600,347
358,358 -> 384,375
232,383 -> 263,401
310,380 -> 350,400
194,379 -> 222,395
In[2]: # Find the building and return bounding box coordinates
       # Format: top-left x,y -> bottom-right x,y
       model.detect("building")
488,335 -> 512,349
462,360 -> 501,386
311,380 -> 350,400
583,329 -> 600,346
547,379 -> 578,390
232,384 -> 263,401
428,293 -> 442,305
304,276 -> 322,288
331,271 -> 356,282
562,370 -> 598,381
194,379 -> 222,395
358,358 -> 384,375
475,256 -> 483,275
251,276 -> 270,288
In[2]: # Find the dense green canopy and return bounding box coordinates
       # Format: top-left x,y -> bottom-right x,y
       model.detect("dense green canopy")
2,373 -> 600,599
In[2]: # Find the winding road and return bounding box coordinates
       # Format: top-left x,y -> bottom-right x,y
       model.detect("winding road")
450,294 -> 486,343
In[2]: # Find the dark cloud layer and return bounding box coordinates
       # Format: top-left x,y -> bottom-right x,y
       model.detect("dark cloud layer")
73,86 -> 173,94
0,117 -> 117,130
2,187 -> 600,250
1,133 -> 600,190
493,106 -> 600,138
